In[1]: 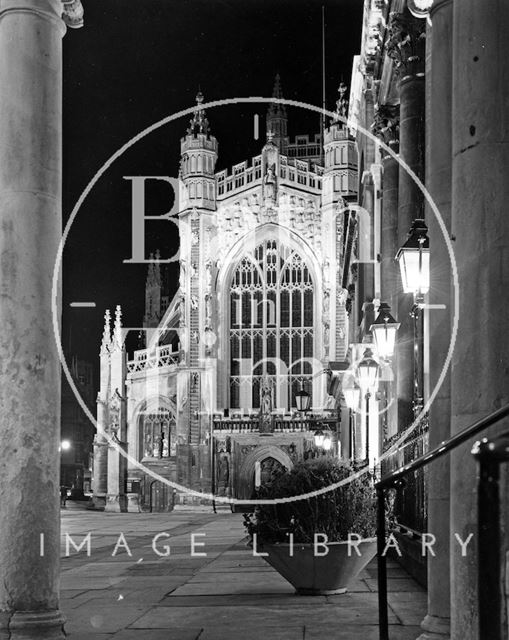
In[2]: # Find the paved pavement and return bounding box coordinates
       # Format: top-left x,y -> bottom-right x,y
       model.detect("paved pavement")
60,508 -> 426,640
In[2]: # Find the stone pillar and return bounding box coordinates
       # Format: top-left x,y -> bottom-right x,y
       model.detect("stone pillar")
105,306 -> 127,512
374,105 -> 400,314
0,1 -> 80,637
418,2 -> 453,638
451,1 -> 509,638
388,9 -> 426,429
373,106 -> 400,437
90,403 -> 108,510
90,310 -> 111,510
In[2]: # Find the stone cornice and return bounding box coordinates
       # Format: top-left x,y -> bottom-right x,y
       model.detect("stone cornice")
387,10 -> 426,81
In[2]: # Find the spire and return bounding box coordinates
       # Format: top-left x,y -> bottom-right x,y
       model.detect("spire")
332,82 -> 349,125
267,73 -> 286,119
100,309 -> 112,356
266,74 -> 288,153
187,90 -> 210,136
113,305 -> 123,350
146,251 -> 161,288
154,249 -> 161,286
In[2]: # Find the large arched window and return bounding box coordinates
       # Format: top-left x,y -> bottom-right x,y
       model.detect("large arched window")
229,239 -> 314,410
139,409 -> 176,459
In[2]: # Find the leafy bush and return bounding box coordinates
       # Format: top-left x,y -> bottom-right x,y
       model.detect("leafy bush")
243,457 -> 378,543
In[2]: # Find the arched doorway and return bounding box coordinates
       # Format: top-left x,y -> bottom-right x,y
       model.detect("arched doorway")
237,445 -> 293,500
255,456 -> 286,491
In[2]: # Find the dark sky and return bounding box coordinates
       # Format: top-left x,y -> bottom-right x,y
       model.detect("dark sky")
61,0 -> 363,384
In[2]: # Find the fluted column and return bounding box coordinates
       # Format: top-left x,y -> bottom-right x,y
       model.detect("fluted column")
388,9 -> 426,429
0,1 -> 82,637
418,1 -> 453,638
451,1 -> 509,638
374,105 -> 400,315
374,105 -> 400,438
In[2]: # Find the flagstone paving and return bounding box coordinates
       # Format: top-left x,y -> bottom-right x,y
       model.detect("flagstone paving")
60,508 -> 426,639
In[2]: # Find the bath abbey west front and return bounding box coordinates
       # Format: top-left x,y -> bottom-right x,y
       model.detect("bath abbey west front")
93,78 -> 358,511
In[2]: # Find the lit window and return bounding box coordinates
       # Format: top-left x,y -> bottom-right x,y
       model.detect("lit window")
229,241 -> 314,410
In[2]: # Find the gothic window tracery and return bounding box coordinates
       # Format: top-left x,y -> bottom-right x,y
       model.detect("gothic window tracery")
229,240 -> 314,410
139,409 -> 176,459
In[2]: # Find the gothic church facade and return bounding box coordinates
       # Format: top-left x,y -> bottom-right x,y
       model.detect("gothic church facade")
94,78 -> 358,511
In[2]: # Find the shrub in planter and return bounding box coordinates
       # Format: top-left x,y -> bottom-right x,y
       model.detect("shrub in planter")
243,457 -> 379,594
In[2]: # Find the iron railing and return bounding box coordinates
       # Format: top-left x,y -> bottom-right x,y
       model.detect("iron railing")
375,402 -> 509,640
381,417 -> 429,536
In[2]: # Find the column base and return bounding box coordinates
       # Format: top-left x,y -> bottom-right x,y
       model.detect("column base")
105,494 -> 127,512
1,610 -> 66,640
87,494 -> 106,510
416,614 -> 450,640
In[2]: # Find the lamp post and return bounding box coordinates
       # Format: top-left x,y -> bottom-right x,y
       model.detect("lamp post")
370,303 -> 400,361
343,385 -> 361,460
295,388 -> 311,413
314,425 -> 325,448
396,219 -> 430,415
370,303 -> 399,445
357,348 -> 379,466
396,218 -> 430,304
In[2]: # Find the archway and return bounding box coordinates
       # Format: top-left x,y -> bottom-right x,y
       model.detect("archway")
237,444 -> 293,500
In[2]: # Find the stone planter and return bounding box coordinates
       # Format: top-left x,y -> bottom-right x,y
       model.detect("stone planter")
260,538 -> 377,595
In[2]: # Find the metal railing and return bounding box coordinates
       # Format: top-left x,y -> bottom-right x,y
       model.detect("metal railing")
381,417 -> 429,536
375,402 -> 509,640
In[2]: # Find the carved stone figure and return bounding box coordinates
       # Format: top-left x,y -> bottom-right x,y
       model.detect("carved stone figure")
259,376 -> 274,434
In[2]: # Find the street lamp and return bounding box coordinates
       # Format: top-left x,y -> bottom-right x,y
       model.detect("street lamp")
357,349 -> 380,466
295,388 -> 311,413
396,218 -> 430,302
408,0 -> 433,17
60,440 -> 71,452
370,303 -> 400,361
357,348 -> 379,391
314,425 -> 325,448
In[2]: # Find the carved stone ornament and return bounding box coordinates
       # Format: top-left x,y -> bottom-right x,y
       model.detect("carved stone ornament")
387,11 -> 426,80
372,104 -> 400,153
62,0 -> 84,28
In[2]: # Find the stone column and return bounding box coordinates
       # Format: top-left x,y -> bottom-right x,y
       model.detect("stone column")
373,107 -> 400,438
105,306 -> 127,512
388,9 -> 426,429
374,105 -> 400,314
451,1 -> 509,639
89,310 -> 111,510
90,402 -> 109,510
0,1 -> 81,637
418,2 -> 453,639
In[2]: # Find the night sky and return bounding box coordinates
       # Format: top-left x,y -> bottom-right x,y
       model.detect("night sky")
61,0 -> 363,386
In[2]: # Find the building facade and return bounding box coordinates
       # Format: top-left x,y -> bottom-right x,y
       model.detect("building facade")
92,79 -> 361,512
